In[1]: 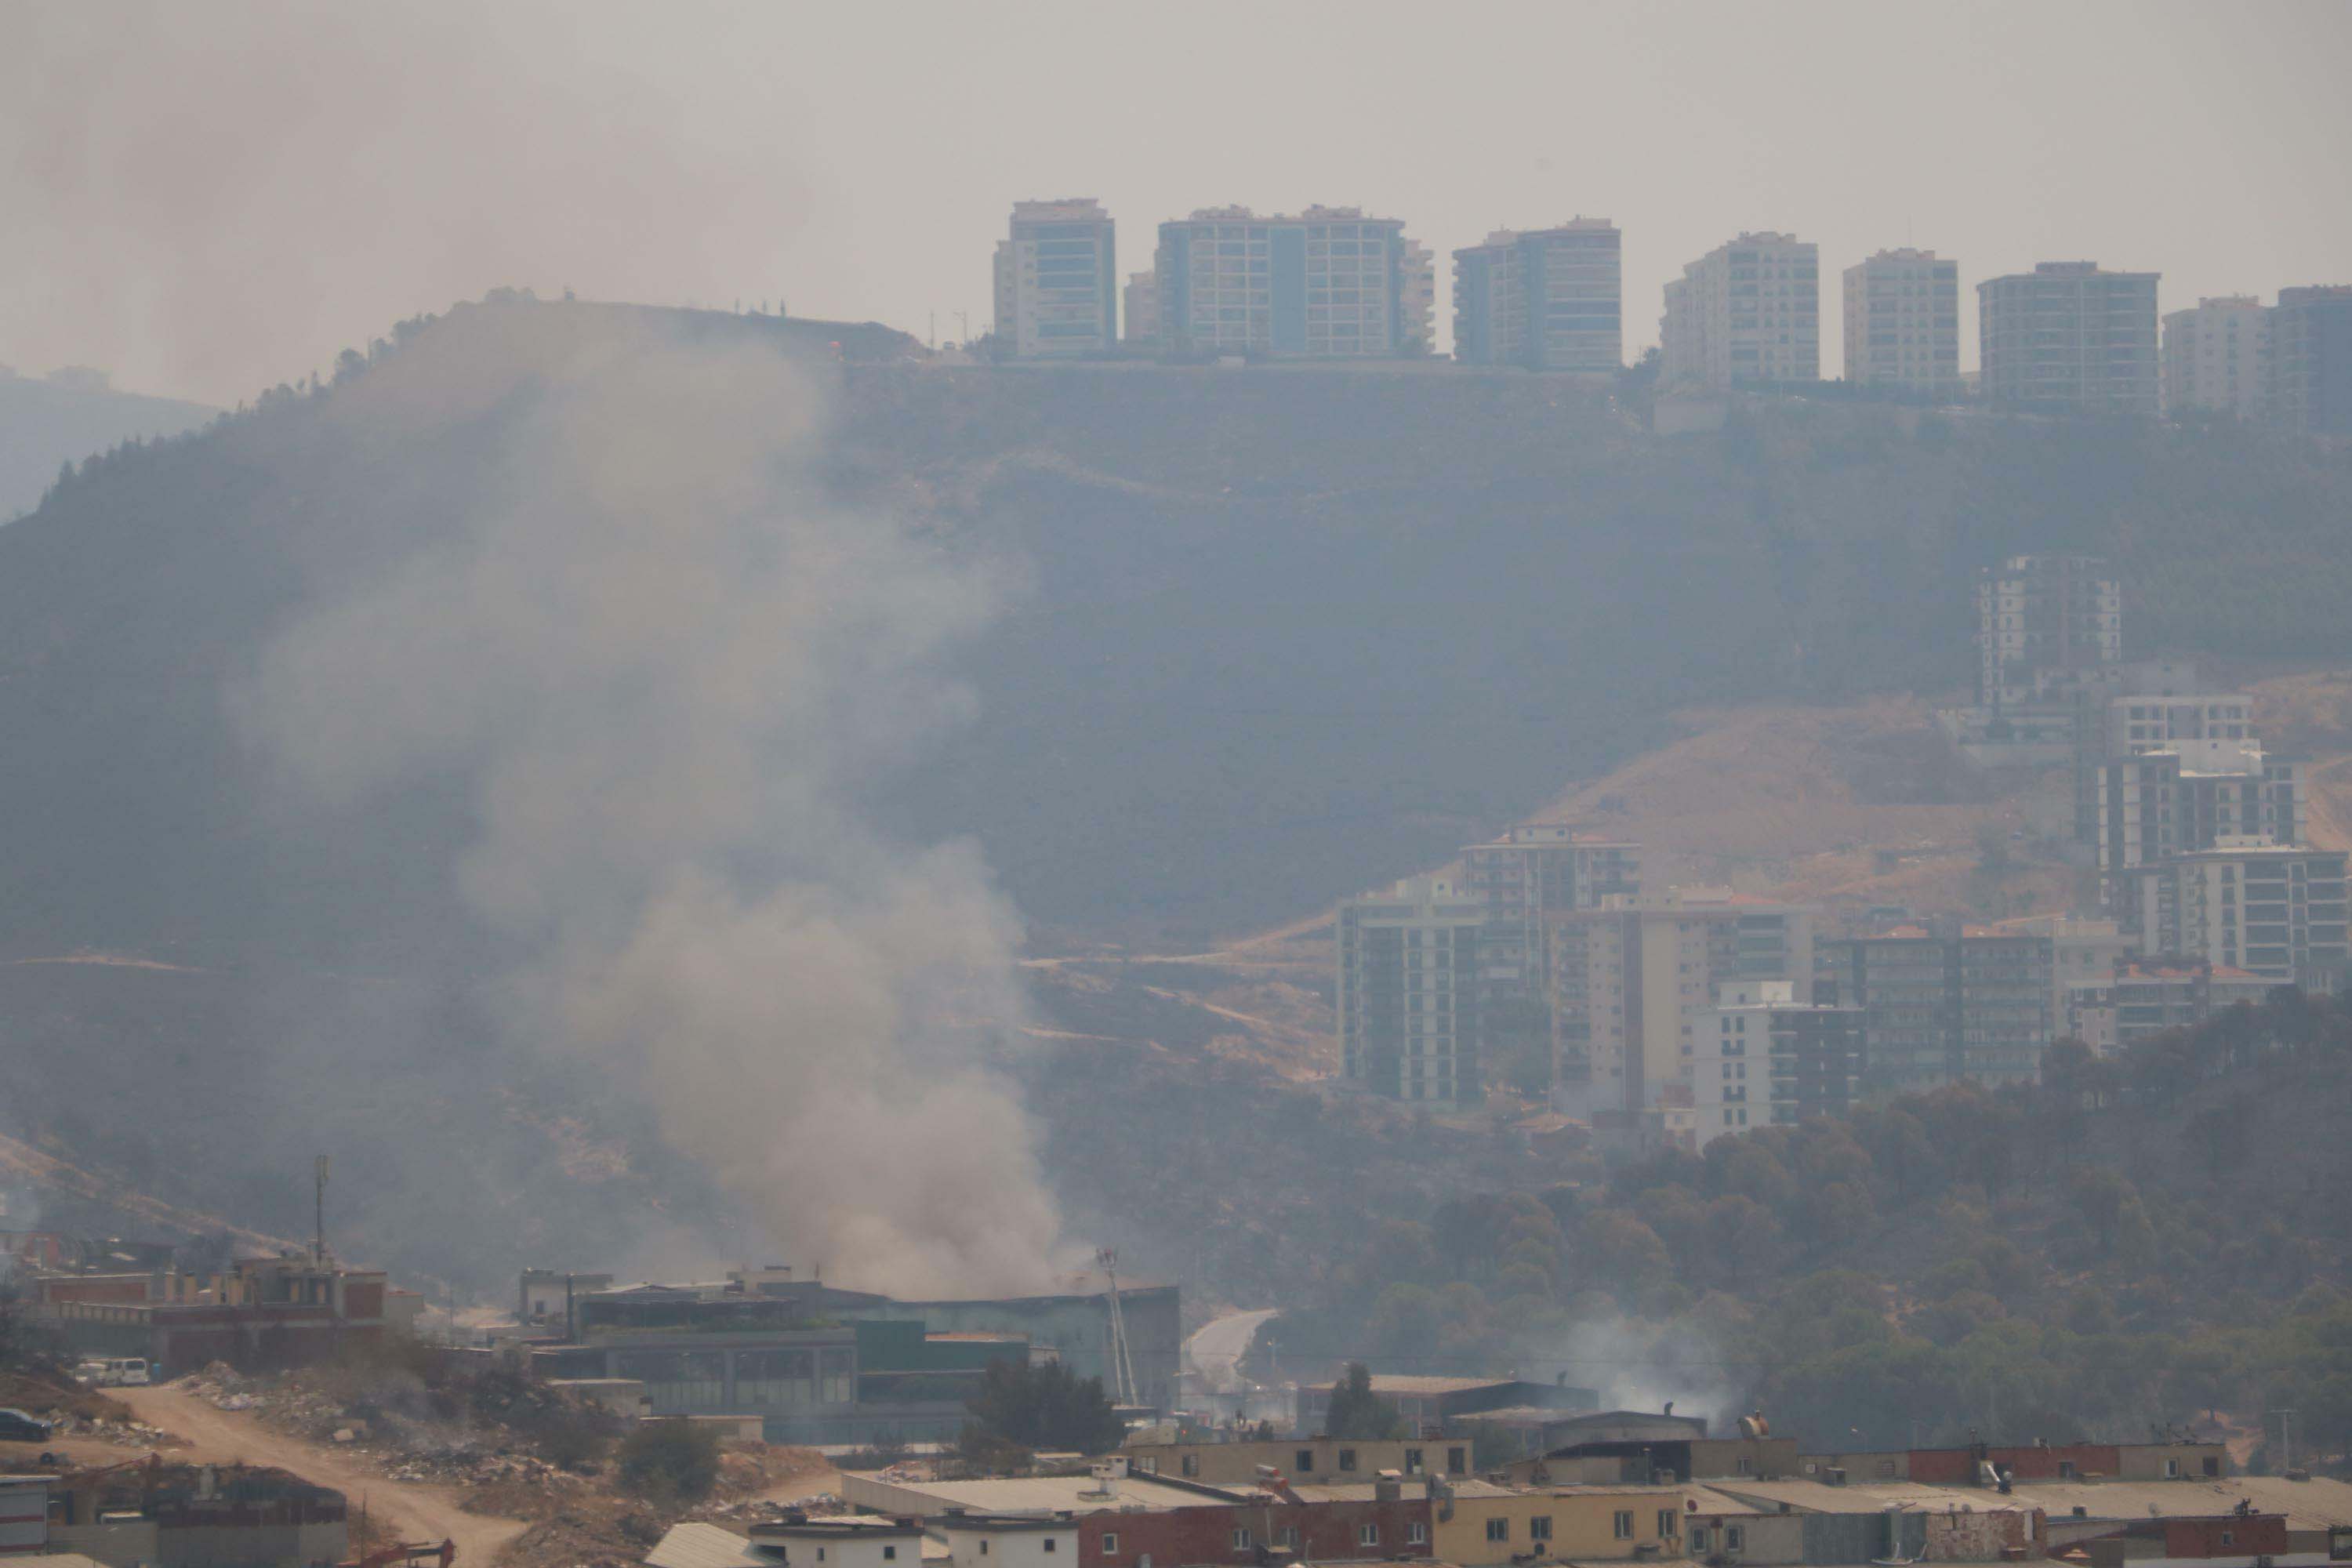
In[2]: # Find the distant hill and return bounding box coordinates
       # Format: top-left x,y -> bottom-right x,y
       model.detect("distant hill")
0,367 -> 216,521
6,296 -> 2352,1289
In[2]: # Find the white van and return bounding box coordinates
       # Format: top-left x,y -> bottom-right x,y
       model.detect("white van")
93,1359 -> 151,1387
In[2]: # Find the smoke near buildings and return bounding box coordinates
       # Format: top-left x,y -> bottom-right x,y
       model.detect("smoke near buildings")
238,322 -> 1067,1297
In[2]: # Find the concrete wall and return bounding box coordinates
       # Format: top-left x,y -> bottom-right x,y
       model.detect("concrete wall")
158,1519 -> 348,1568
49,1519 -> 162,1567
1123,1439 -> 1440,1485
1686,1510 -> 1806,1565
1797,1511 -> 1926,1566
1437,1489 -> 1693,1566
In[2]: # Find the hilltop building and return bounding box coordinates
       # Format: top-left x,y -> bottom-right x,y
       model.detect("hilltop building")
2092,742 -> 2307,893
1545,890 -> 1815,1121
2114,842 -> 2350,987
1461,826 -> 1642,1088
1337,877 -> 1484,1103
1661,232 -> 1819,390
993,199 -> 1117,359
1842,249 -> 1961,398
36,1250 -> 405,1377
1152,206 -> 1432,358
1452,220 -> 1623,372
2161,295 -> 2270,419
2270,284 -> 2352,434
1123,269 -> 1159,346
1826,927 -> 2053,1091
1977,261 -> 2161,415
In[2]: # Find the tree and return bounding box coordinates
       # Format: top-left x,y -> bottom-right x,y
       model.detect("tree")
1322,1362 -> 1406,1439
0,1276 -> 60,1374
963,1357 -> 1124,1456
617,1419 -> 722,1504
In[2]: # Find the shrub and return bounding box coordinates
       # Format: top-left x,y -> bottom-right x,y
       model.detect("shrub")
618,1420 -> 722,1504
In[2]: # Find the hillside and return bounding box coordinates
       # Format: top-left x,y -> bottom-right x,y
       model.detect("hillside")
0,366 -> 216,521
8,295 -> 2352,1291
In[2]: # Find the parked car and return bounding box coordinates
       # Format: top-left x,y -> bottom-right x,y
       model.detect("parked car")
0,1407 -> 53,1443
72,1360 -> 110,1388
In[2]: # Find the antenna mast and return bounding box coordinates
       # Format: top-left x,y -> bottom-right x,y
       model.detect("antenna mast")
1097,1247 -> 1138,1407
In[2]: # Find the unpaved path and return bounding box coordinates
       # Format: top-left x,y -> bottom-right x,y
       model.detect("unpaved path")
118,1385 -> 529,1566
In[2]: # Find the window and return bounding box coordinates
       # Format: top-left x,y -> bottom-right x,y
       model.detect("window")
1612,1512 -> 1634,1541
1102,1537 -> 1118,1556
1231,1530 -> 1252,1552
1737,1455 -> 1754,1475
1278,1530 -> 1299,1551
1486,1519 -> 1510,1543
1182,1455 -> 1200,1477
2166,1459 -> 2180,1478
1530,1517 -> 1553,1542
884,1552 -> 897,1563
2220,1533 -> 2234,1548
1659,1511 -> 1679,1538
1690,1528 -> 1710,1553
1410,1523 -> 1428,1546
1298,1450 -> 1316,1474
1448,1446 -> 1468,1475
979,1545 -> 989,1557
1727,1527 -> 1745,1551
1359,1525 -> 1380,1548
1044,1543 -> 1057,1556
1339,1448 -> 1358,1472
1405,1447 -> 1424,1474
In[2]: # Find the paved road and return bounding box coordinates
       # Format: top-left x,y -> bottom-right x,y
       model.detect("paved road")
118,1385 -> 529,1568
1185,1308 -> 1278,1396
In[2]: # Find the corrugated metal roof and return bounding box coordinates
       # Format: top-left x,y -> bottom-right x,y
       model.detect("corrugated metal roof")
644,1523 -> 769,1568
2012,1477 -> 2352,1530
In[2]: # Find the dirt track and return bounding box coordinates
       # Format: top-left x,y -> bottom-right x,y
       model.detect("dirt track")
116,1385 -> 529,1567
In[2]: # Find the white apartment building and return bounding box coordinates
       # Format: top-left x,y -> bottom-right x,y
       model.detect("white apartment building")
1153,206 -> 1432,358
2103,692 -> 2256,755
1842,249 -> 1961,398
2095,742 -> 2307,889
2161,295 -> 2270,420
1689,981 -> 1864,1152
2118,843 -> 2350,985
1661,232 -> 1819,390
1977,261 -> 2161,415
992,199 -> 1117,360
1337,877 -> 1486,1104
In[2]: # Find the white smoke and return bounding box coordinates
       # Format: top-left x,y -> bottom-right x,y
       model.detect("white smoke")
238,318 -> 1068,1296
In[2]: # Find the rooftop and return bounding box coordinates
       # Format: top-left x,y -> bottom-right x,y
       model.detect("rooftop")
2009,1477 -> 2352,1530
1301,1374 -> 1517,1396
645,1523 -> 768,1568
848,1473 -> 1243,1516
1708,1479 -> 2036,1515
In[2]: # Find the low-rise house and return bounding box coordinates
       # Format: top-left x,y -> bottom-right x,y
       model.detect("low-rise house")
45,1459 -> 348,1568
748,1516 -> 927,1568
1435,1483 -> 1695,1566
1121,1438 -> 1460,1485
1708,1479 -> 2043,1562
1073,1476 -> 1440,1568
1491,1410 -> 1794,1484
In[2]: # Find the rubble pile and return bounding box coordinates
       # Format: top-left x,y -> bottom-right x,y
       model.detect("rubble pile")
34,1410 -> 180,1448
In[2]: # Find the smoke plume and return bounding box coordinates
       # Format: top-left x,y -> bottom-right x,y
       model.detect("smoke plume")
239,320 -> 1066,1296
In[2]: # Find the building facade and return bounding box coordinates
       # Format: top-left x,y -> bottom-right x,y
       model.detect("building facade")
2270,284 -> 2352,434
1546,892 -> 1814,1120
2117,844 -> 2350,986
2093,742 -> 2307,893
1690,982 -> 1865,1150
1977,261 -> 2161,415
1976,554 -> 2123,710
1338,877 -> 1484,1102
1452,220 -> 1623,372
1123,270 -> 1159,346
1842,249 -> 1960,397
993,199 -> 1117,359
1830,928 -> 2053,1091
1661,233 -> 1819,390
2161,295 -> 2270,420
1154,207 -> 1432,358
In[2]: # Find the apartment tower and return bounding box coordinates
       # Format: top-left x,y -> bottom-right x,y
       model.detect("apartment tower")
1660,233 -> 1819,390
1154,206 -> 1433,358
1452,219 -> 1624,372
1842,249 -> 1960,398
2270,285 -> 2352,435
1336,877 -> 1485,1104
1976,554 -> 2123,710
1977,261 -> 2161,414
2161,296 -> 2270,419
993,199 -> 1117,359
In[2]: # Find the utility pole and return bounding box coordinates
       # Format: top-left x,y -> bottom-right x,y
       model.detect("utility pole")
2270,1408 -> 2296,1473
313,1155 -> 329,1265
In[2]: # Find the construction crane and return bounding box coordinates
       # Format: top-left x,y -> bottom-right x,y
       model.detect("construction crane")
1096,1247 -> 1138,1408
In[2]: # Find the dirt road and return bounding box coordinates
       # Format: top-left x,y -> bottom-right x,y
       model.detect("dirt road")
118,1385 -> 529,1567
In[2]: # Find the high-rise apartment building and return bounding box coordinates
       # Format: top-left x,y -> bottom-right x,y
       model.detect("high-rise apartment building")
1690,981 -> 1864,1151
1153,206 -> 1431,358
1123,270 -> 1159,346
1336,877 -> 1484,1104
1976,554 -> 2123,710
2094,742 -> 2307,892
2270,285 -> 2352,435
1842,249 -> 1961,398
1452,220 -> 1623,372
1660,233 -> 1819,390
1828,928 -> 2053,1092
1977,261 -> 2160,415
2117,844 -> 2350,987
1545,891 -> 1814,1120
1461,826 -> 1641,1074
2161,296 -> 2270,420
993,199 -> 1116,360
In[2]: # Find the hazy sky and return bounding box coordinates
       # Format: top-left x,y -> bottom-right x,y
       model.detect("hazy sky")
6,0 -> 2349,405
